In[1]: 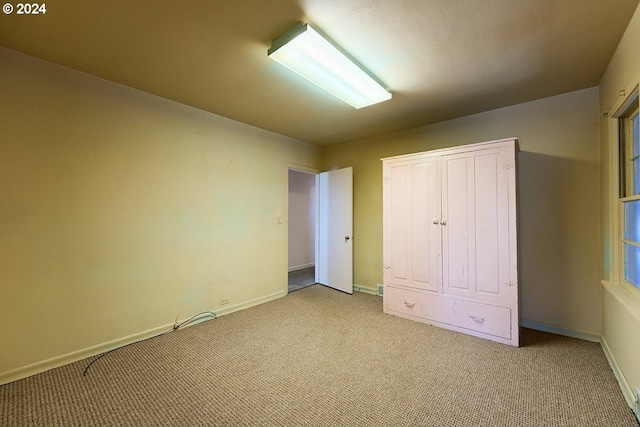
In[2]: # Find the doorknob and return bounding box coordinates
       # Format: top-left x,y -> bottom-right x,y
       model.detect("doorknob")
345,236 -> 351,241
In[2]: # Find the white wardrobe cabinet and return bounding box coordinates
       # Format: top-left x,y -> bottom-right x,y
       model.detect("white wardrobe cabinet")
382,138 -> 519,346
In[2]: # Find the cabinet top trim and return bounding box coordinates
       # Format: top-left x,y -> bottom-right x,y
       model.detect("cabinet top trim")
380,137 -> 518,162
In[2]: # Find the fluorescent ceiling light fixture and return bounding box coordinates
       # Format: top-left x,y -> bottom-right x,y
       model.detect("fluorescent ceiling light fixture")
268,23 -> 391,109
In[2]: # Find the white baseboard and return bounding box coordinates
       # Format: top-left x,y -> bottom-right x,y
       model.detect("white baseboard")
214,290 -> 286,317
288,263 -> 314,272
353,284 -> 379,296
601,335 -> 638,412
520,319 -> 601,342
0,290 -> 287,386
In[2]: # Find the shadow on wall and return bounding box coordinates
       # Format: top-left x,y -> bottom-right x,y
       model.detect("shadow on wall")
517,151 -> 601,331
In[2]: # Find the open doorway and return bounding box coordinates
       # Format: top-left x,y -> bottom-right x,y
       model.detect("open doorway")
288,168 -> 317,293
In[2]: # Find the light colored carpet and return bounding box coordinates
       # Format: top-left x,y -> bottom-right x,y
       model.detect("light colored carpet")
1,284 -> 638,426
288,266 -> 315,293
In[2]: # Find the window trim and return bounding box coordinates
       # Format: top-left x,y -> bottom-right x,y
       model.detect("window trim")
620,106 -> 639,198
611,84 -> 640,297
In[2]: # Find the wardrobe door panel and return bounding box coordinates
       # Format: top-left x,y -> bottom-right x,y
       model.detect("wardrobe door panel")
442,155 -> 474,296
383,157 -> 438,291
474,152 -> 501,295
442,147 -> 512,305
388,164 -> 410,286
411,160 -> 439,291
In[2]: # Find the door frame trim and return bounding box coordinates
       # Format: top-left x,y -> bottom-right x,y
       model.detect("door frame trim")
285,164 -> 319,294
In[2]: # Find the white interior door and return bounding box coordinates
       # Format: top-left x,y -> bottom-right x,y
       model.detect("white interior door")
316,167 -> 353,294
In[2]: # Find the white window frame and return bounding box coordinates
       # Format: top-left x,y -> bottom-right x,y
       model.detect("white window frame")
610,84 -> 640,297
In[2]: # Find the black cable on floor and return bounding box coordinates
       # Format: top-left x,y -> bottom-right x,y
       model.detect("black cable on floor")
82,311 -> 217,376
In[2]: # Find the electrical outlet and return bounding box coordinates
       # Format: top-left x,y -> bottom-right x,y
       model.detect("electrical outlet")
220,298 -> 230,306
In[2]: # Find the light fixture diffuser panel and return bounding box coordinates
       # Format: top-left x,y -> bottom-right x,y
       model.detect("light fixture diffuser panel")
268,24 -> 391,109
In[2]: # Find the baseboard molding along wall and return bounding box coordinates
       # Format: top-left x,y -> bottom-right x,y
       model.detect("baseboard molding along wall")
353,284 -> 379,296
601,335 -> 639,413
287,263 -> 314,272
214,290 -> 286,317
520,319 -> 600,342
0,289 -> 287,386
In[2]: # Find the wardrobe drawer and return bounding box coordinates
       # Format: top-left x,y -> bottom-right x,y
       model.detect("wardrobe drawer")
424,294 -> 512,340
385,286 -> 427,318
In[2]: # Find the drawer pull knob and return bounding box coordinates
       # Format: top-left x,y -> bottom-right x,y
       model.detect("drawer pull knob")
404,301 -> 415,308
469,314 -> 485,322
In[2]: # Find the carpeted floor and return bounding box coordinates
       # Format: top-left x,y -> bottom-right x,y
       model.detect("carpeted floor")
288,265 -> 316,293
1,285 -> 638,427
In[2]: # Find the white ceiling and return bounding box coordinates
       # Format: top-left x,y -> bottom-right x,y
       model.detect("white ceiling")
0,0 -> 637,146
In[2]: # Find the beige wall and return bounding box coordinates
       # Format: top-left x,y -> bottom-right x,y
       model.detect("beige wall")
0,47 -> 320,381
599,3 -> 640,406
322,87 -> 602,335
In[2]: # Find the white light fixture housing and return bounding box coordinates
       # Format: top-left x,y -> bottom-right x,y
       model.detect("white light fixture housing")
268,23 -> 392,109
